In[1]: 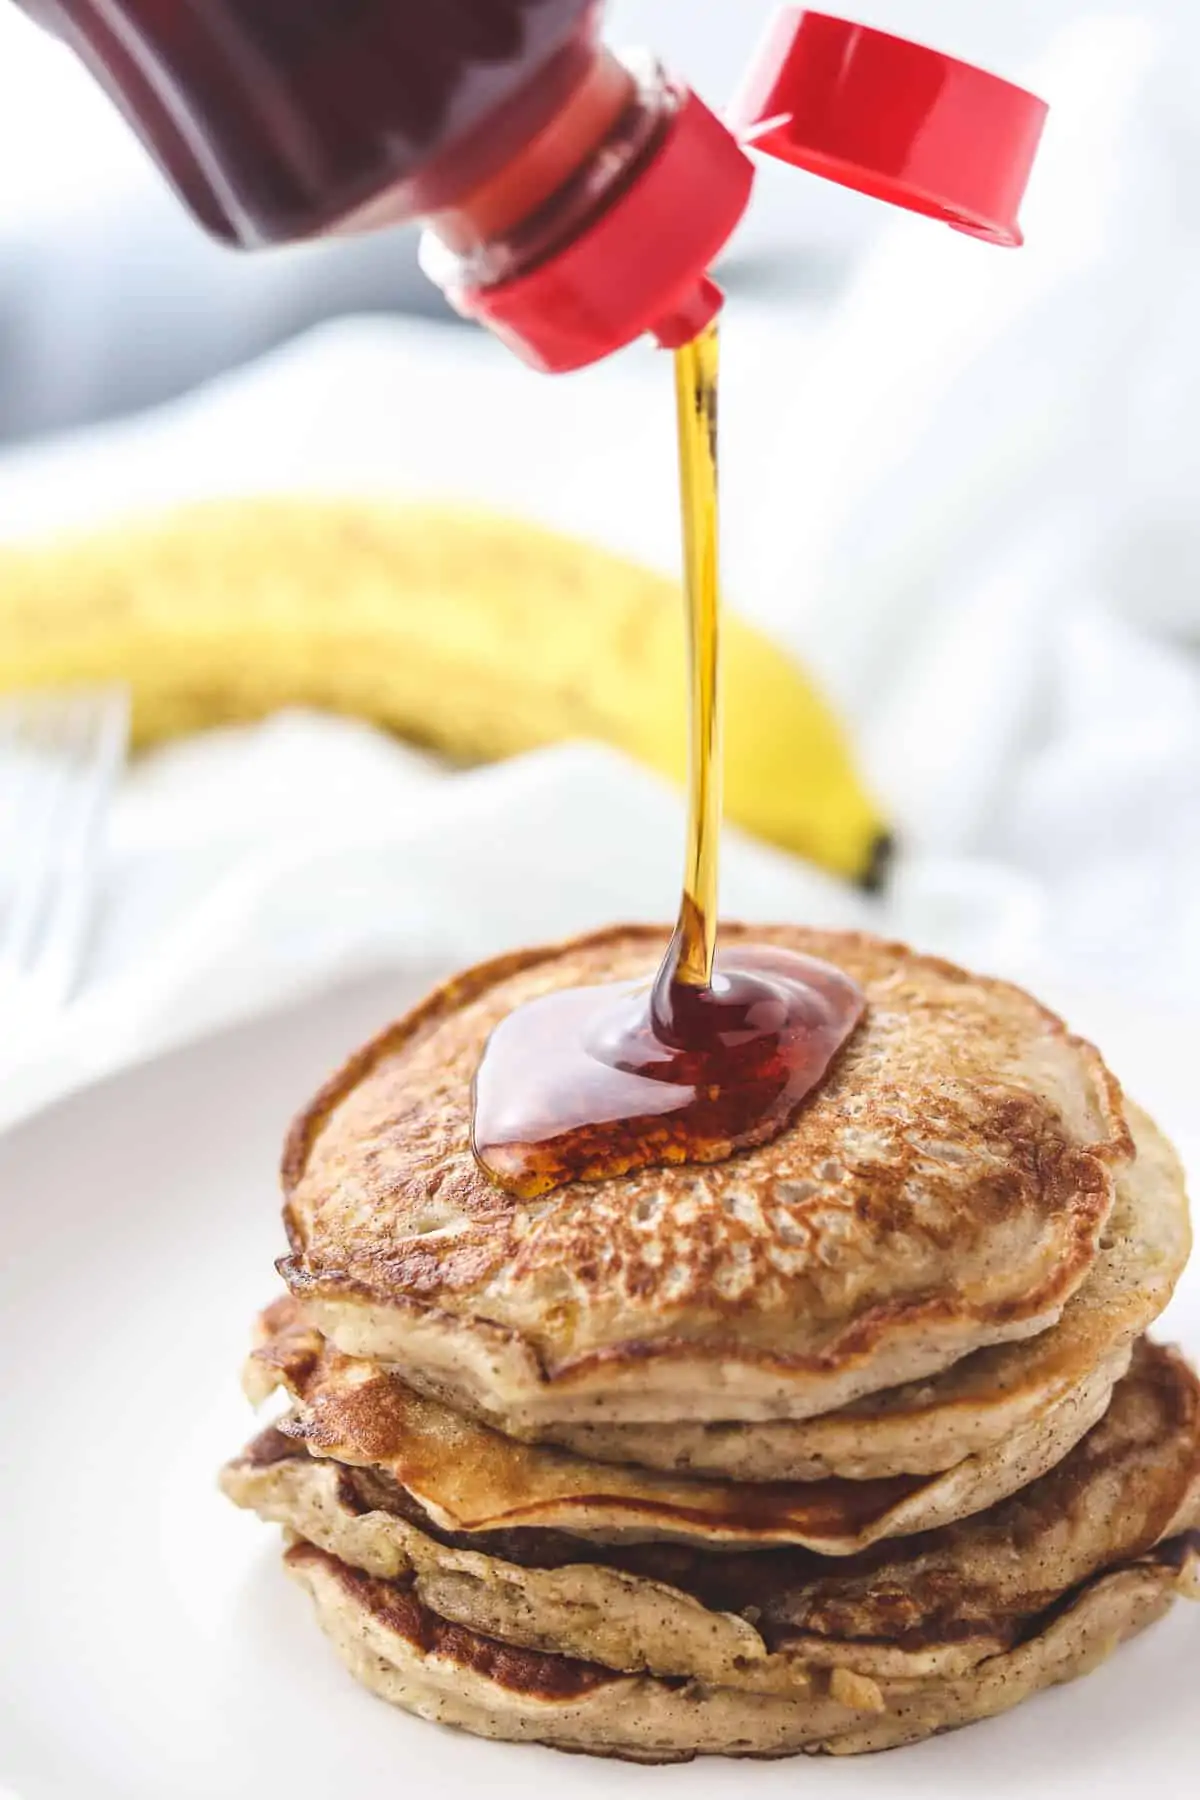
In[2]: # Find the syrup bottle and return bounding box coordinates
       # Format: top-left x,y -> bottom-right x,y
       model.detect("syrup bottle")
14,6 -> 1046,374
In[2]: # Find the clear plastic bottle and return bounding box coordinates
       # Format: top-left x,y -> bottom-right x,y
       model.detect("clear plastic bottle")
17,0 -> 756,368
13,5 -> 1047,369
17,2 -> 612,244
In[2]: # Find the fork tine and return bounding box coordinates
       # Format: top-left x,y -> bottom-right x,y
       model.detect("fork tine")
0,687 -> 128,1007
0,692 -> 80,980
31,689 -> 129,1005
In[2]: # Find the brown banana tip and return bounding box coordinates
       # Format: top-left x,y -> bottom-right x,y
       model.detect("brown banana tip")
858,829 -> 896,895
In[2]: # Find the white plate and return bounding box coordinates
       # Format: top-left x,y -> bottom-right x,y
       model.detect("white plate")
1,978 -> 1197,1800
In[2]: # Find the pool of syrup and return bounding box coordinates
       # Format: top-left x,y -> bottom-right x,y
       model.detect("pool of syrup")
473,322 -> 864,1200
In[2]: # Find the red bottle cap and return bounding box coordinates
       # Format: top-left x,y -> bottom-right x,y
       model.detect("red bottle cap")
453,13 -> 1047,372
730,9 -> 1048,247
457,84 -> 755,375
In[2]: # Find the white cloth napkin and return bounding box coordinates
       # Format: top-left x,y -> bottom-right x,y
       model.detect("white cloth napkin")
2,9 -> 1199,1131
0,728 -> 878,1130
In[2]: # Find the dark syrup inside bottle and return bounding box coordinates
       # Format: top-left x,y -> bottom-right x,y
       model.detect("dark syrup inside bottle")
18,0 -> 597,243
473,323 -> 865,1200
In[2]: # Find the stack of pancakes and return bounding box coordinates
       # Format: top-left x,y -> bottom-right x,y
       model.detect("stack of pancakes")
222,927 -> 1200,1761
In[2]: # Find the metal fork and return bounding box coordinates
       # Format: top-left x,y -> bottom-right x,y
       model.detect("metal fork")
0,687 -> 129,1017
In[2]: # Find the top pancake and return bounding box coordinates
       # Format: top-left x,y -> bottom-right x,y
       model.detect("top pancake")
546,1101 -> 1191,1478
280,926 -> 1130,1429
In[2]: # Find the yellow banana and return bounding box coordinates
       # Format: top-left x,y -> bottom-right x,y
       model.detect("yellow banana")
0,498 -> 888,882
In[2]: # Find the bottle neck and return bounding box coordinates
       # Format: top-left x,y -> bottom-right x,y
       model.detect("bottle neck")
420,49 -> 675,297
430,44 -> 636,256
418,49 -> 754,373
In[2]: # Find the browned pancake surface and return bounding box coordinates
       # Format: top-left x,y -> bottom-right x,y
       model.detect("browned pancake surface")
233,1340 -> 1200,1661
280,926 -> 1129,1427
239,1272 -> 1189,1561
